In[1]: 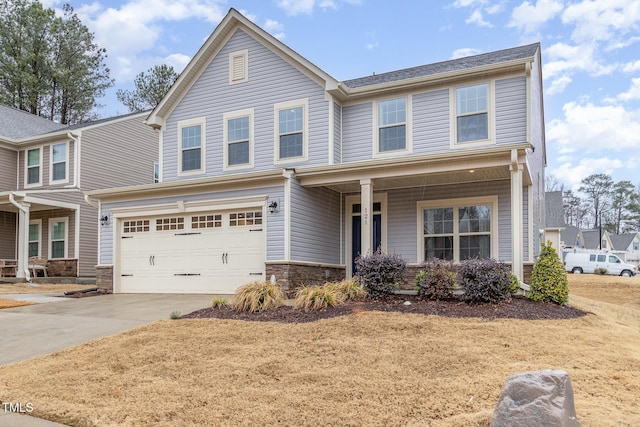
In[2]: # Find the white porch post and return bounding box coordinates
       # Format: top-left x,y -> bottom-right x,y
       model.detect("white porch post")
360,178 -> 373,257
15,203 -> 31,279
510,149 -> 523,281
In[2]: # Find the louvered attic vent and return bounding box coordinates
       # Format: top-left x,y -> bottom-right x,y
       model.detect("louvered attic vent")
229,50 -> 248,84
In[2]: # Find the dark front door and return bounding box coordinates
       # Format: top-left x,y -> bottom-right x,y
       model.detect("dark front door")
351,212 -> 382,275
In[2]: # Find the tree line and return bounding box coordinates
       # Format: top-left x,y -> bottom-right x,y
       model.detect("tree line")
0,0 -> 178,125
547,173 -> 640,234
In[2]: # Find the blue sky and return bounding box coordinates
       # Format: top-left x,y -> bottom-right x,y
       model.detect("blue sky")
42,0 -> 640,191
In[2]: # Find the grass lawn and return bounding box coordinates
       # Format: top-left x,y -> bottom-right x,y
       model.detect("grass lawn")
0,275 -> 638,426
0,283 -> 93,295
0,298 -> 32,309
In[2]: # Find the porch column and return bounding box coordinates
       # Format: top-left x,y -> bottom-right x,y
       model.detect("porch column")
510,150 -> 523,281
360,178 -> 373,257
15,202 -> 31,279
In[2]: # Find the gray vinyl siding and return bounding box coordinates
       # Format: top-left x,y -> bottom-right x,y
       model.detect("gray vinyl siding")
99,185 -> 284,265
29,208 -> 76,260
342,102 -> 372,162
0,211 -> 16,258
290,178 -> 340,264
0,146 -> 17,190
412,89 -> 450,155
334,103 -> 342,164
163,29 -> 329,181
372,180 -> 515,263
495,76 -> 527,145
80,115 -> 158,191
17,140 -> 75,190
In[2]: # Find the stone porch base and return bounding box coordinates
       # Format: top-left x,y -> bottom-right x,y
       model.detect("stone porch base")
96,265 -> 114,293
266,262 -> 346,296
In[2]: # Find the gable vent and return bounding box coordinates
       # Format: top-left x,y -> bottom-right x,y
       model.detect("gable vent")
229,50 -> 248,84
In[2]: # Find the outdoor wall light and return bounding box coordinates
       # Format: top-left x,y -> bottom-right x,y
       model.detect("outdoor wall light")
268,201 -> 279,214
100,215 -> 110,226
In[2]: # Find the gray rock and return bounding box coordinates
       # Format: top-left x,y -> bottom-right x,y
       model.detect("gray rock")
491,369 -> 581,427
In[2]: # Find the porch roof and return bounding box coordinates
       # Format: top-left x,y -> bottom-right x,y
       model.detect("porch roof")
0,192 -> 80,213
295,144 -> 532,192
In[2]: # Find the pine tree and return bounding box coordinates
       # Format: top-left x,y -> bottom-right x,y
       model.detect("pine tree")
116,64 -> 179,112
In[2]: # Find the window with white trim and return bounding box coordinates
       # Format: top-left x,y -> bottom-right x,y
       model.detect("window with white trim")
178,118 -> 205,175
229,49 -> 248,84
224,109 -> 253,169
50,142 -> 68,183
28,220 -> 41,257
230,211 -> 262,226
26,147 -> 42,186
377,97 -> 407,153
419,197 -> 496,262
455,83 -> 489,143
634,242 -> 639,251
275,99 -> 307,162
153,162 -> 159,183
49,217 -> 68,259
123,220 -> 150,233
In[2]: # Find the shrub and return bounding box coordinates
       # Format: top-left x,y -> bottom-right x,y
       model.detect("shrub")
170,311 -> 181,320
211,297 -> 228,309
294,285 -> 344,311
232,281 -> 285,313
416,258 -> 456,300
508,273 -> 521,294
458,258 -> 513,304
528,241 -> 569,305
597,268 -> 607,275
355,249 -> 406,300
325,278 -> 367,300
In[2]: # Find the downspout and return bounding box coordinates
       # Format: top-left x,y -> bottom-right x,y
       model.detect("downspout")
67,132 -> 80,188
8,193 -> 31,281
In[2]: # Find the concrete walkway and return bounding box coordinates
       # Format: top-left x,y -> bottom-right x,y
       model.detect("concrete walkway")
0,293 -> 219,427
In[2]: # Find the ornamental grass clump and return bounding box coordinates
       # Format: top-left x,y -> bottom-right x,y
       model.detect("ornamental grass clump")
325,278 -> 367,300
294,285 -> 344,311
458,258 -> 513,304
416,258 -> 457,300
232,281 -> 285,313
355,249 -> 407,300
528,241 -> 569,305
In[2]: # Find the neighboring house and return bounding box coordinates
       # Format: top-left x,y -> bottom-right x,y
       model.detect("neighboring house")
544,191 -> 565,252
561,225 -> 585,251
0,104 -> 158,279
581,229 -> 614,252
86,8 -> 546,294
609,233 -> 640,264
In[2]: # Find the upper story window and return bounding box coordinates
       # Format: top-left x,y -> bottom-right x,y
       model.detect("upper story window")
50,143 -> 68,183
377,97 -> 408,154
455,83 -> 489,144
634,242 -> 639,251
26,147 -> 42,187
178,118 -> 206,175
274,99 -> 308,163
153,162 -> 159,183
224,109 -> 253,170
229,49 -> 248,84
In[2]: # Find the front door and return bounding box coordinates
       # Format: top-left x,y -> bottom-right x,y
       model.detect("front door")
351,201 -> 382,275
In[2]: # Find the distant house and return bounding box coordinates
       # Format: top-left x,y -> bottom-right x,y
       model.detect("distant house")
86,8 -> 547,294
610,233 -> 640,264
544,191 -> 565,252
0,104 -> 157,280
581,229 -> 613,252
561,225 -> 585,250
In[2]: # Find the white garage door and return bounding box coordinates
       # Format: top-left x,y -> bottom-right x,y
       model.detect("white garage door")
118,210 -> 264,294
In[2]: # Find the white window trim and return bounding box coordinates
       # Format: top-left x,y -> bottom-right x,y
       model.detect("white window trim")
450,81 -> 496,149
274,98 -> 309,164
49,142 -> 69,185
24,146 -> 43,188
373,95 -> 412,158
28,219 -> 42,257
49,217 -> 69,259
223,108 -> 254,171
177,117 -> 206,177
416,196 -> 498,263
229,49 -> 248,85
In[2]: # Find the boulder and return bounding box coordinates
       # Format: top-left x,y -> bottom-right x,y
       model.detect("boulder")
491,369 -> 581,427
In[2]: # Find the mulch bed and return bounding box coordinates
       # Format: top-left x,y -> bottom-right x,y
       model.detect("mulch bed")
181,295 -> 588,323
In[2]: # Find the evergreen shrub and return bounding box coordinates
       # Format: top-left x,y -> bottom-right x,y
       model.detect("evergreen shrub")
528,241 -> 569,305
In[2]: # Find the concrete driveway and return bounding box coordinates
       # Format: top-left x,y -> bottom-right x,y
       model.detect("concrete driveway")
0,293 -> 218,366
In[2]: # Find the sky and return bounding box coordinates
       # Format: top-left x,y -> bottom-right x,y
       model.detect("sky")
40,0 -> 640,191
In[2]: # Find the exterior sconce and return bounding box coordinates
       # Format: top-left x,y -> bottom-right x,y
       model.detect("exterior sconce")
268,201 -> 278,214
100,215 -> 110,226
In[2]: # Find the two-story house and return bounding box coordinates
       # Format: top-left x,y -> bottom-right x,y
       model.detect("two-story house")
0,105 -> 157,280
87,8 -> 546,294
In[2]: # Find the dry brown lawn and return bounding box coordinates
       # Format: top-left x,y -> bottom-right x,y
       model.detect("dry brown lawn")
0,297 -> 32,309
0,275 -> 638,426
0,283 -> 93,295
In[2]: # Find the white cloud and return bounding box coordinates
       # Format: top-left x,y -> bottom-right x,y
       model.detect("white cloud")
562,0 -> 640,47
617,78 -> 640,102
276,0 -> 360,15
623,60 -> 640,73
547,101 -> 640,154
264,19 -> 285,40
550,158 -> 625,189
546,75 -> 572,95
465,9 -> 494,27
451,48 -> 483,59
163,53 -> 191,73
509,0 -> 564,34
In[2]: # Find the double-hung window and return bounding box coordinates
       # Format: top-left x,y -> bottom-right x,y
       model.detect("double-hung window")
224,109 -> 253,170
456,83 -> 489,143
50,143 -> 68,183
178,118 -> 205,175
49,217 -> 68,259
419,197 -> 496,262
28,220 -> 41,257
26,147 -> 42,187
377,97 -> 408,153
275,99 -> 307,162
